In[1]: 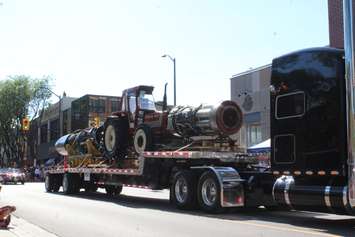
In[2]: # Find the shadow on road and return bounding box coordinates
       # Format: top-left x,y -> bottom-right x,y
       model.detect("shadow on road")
52,190 -> 355,236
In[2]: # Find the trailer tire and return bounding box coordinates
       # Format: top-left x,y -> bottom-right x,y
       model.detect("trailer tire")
85,184 -> 98,193
72,174 -> 81,193
52,181 -> 61,192
105,185 -> 123,196
45,174 -> 54,192
62,173 -> 75,194
171,170 -> 197,210
103,118 -> 128,159
197,171 -> 224,213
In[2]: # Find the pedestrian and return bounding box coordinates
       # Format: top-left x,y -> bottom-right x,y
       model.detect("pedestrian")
35,167 -> 41,182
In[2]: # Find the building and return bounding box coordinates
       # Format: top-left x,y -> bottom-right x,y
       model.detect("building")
31,94 -> 121,164
328,0 -> 355,49
71,94 -> 121,131
34,95 -> 77,164
231,65 -> 271,148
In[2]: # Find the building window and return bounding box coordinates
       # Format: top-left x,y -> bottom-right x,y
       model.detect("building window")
74,112 -> 80,120
90,98 -> 106,113
276,91 -> 305,119
63,109 -> 68,134
40,124 -> 48,144
50,119 -> 59,141
247,124 -> 262,146
111,100 -> 119,112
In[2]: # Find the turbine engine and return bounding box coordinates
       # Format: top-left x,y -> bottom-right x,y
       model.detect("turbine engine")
167,100 -> 243,138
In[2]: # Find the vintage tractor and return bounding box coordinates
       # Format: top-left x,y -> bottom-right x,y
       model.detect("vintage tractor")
101,84 -> 244,161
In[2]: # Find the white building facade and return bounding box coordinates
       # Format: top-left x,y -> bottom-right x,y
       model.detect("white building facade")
231,65 -> 271,148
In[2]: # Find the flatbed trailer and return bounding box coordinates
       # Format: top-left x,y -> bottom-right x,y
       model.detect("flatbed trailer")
45,151 -> 274,213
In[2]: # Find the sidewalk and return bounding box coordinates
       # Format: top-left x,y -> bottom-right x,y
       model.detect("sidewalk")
0,215 -> 57,237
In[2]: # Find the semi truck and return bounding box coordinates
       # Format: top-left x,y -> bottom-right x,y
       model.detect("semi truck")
44,0 -> 355,215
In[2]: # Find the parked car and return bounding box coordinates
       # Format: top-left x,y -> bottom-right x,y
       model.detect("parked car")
0,168 -> 26,185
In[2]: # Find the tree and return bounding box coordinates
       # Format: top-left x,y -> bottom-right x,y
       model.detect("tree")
0,75 -> 52,167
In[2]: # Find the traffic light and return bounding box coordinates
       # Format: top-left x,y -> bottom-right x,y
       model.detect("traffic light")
22,117 -> 30,131
94,117 -> 100,127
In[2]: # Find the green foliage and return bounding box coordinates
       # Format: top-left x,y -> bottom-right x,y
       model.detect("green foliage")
0,75 -> 53,166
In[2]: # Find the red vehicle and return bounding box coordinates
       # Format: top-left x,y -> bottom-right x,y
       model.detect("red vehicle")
0,168 -> 26,185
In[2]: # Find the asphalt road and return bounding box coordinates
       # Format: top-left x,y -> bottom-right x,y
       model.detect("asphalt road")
0,183 -> 354,237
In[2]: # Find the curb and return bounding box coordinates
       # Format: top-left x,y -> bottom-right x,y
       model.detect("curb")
0,215 -> 58,237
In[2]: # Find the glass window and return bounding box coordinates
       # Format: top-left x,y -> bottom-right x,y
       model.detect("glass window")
111,100 -> 119,112
50,119 -> 59,141
89,98 -> 106,113
62,110 -> 68,134
248,124 -> 262,146
276,92 -> 305,119
129,96 -> 136,113
74,112 -> 80,120
138,91 -> 156,111
40,124 -> 48,144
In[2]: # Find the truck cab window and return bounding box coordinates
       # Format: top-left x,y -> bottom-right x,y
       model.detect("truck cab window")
276,92 -> 305,119
138,91 -> 156,111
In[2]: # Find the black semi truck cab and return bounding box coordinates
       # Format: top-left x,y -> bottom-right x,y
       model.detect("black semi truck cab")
269,47 -> 354,214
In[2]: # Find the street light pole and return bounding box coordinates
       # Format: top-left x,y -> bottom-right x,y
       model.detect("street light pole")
173,58 -> 176,106
162,54 -> 177,106
41,87 -> 62,137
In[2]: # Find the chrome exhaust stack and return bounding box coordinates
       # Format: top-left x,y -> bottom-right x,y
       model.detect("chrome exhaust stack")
343,0 -> 355,208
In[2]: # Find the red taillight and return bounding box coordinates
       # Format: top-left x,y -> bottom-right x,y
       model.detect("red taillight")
236,196 -> 243,204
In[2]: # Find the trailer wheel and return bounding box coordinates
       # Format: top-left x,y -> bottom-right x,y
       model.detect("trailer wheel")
45,174 -> 54,192
72,174 -> 81,193
103,118 -> 128,159
197,171 -> 223,213
171,170 -> 197,210
85,184 -> 98,193
105,185 -> 123,196
62,173 -> 75,194
52,181 -> 61,192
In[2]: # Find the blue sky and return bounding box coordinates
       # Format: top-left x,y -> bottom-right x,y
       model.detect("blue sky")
0,0 -> 329,105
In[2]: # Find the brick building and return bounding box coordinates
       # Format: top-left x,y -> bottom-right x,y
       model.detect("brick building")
29,94 -> 121,165
71,94 -> 121,131
328,0 -> 355,48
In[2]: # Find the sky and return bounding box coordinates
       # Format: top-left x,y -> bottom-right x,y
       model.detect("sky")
0,0 -> 329,106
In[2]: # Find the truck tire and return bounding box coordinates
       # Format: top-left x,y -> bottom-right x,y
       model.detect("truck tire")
103,118 -> 128,159
45,174 -> 54,192
62,173 -> 75,194
72,174 -> 81,193
84,184 -> 98,193
52,181 -> 61,193
133,125 -> 153,153
105,185 -> 123,196
197,171 -> 224,213
170,170 -> 197,210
